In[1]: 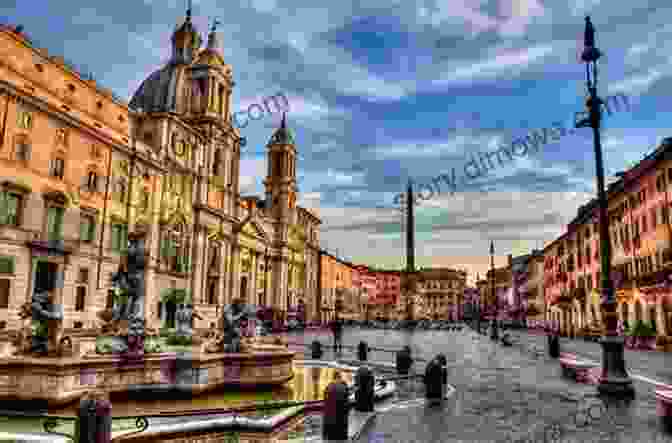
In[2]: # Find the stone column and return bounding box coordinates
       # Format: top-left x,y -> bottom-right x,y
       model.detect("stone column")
250,252 -> 258,305
50,263 -> 66,350
190,227 -> 205,308
272,253 -> 288,312
217,240 -> 227,306
229,243 -> 241,302
656,299 -> 666,338
144,195 -> 161,332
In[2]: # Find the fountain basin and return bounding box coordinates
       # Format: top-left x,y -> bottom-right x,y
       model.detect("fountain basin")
0,345 -> 295,407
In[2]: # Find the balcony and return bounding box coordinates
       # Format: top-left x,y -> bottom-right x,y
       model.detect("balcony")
636,268 -> 671,288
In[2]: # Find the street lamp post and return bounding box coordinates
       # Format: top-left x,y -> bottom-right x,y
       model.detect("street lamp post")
576,16 -> 634,398
490,241 -> 499,340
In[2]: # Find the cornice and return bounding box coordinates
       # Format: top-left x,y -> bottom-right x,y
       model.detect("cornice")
0,79 -> 129,150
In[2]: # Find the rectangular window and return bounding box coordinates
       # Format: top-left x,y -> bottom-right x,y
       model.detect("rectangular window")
46,206 -> 64,241
0,279 -> 9,308
50,158 -> 65,179
75,286 -> 86,311
78,267 -> 89,284
80,214 -> 95,242
0,192 -> 20,226
111,224 -> 128,252
664,206 -> 670,224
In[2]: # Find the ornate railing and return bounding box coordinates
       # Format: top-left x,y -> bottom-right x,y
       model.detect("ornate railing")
0,410 -> 149,442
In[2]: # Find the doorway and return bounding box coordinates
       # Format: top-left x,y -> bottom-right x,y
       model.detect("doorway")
240,276 -> 248,302
35,261 -> 58,293
163,300 -> 177,329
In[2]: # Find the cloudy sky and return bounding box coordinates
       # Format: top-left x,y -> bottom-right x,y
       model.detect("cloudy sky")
2,1 -> 669,284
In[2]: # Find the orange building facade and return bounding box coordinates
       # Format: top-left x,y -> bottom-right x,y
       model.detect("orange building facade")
0,12 -> 322,339
545,137 -> 672,345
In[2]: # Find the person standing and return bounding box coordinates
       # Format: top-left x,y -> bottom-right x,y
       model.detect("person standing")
332,317 -> 344,353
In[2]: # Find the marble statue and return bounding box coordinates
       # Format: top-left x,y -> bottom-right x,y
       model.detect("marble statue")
175,303 -> 203,338
222,298 -> 247,352
31,290 -> 64,355
204,298 -> 248,353
98,232 -> 147,356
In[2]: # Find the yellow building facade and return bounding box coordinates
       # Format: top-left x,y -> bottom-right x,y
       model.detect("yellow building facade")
0,13 -> 321,336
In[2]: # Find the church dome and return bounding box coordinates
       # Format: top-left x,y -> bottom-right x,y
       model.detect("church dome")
129,63 -> 189,113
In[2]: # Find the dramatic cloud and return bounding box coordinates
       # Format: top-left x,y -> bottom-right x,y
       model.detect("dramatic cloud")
4,0 -> 669,282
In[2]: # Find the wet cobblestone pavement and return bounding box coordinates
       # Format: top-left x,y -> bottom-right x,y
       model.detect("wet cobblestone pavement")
288,326 -> 672,442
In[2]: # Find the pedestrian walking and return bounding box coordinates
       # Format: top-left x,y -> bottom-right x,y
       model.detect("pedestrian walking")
331,317 -> 344,353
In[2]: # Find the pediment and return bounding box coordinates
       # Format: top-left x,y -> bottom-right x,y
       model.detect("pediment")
237,216 -> 268,241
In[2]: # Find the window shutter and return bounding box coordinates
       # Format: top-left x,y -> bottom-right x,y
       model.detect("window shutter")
176,255 -> 183,272
0,256 -> 15,274
160,235 -> 168,258
6,195 -> 17,225
80,218 -> 90,241
0,192 -> 8,225
89,219 -> 96,242
46,207 -> 57,240
185,253 -> 191,273
111,225 -> 120,250
55,208 -> 64,240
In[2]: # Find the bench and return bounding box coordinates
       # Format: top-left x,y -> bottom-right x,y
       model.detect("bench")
559,352 -> 599,384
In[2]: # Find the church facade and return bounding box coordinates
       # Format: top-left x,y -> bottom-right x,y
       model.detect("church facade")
0,9 -> 320,336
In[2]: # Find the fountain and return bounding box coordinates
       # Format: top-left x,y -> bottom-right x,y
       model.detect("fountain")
0,230 -> 295,407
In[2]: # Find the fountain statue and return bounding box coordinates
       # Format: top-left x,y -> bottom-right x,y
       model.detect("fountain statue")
29,289 -> 64,356
204,298 -> 250,353
175,303 -> 203,343
96,230 -> 147,357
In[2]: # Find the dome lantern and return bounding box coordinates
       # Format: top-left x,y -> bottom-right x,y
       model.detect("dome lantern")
170,1 -> 202,64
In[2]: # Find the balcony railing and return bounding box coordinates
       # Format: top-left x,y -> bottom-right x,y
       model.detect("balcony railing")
636,268 -> 670,288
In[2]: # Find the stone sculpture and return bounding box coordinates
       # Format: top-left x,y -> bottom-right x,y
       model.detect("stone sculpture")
204,298 -> 248,353
30,289 -> 64,355
222,298 -> 247,352
175,303 -> 203,338
97,231 -> 146,356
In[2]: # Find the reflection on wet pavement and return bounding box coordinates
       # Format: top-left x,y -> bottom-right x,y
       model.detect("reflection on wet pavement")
290,327 -> 672,443
47,363 -> 353,417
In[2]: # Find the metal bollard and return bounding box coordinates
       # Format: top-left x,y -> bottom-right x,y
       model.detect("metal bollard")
76,397 -> 97,443
436,354 -> 448,387
396,345 -> 413,375
357,341 -> 368,361
311,340 -> 323,359
548,334 -> 560,358
75,393 -> 112,443
322,377 -> 350,441
424,355 -> 446,405
354,366 -> 375,412
95,398 -> 112,443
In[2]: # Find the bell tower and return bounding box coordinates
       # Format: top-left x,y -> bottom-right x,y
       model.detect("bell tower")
264,114 -> 298,221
